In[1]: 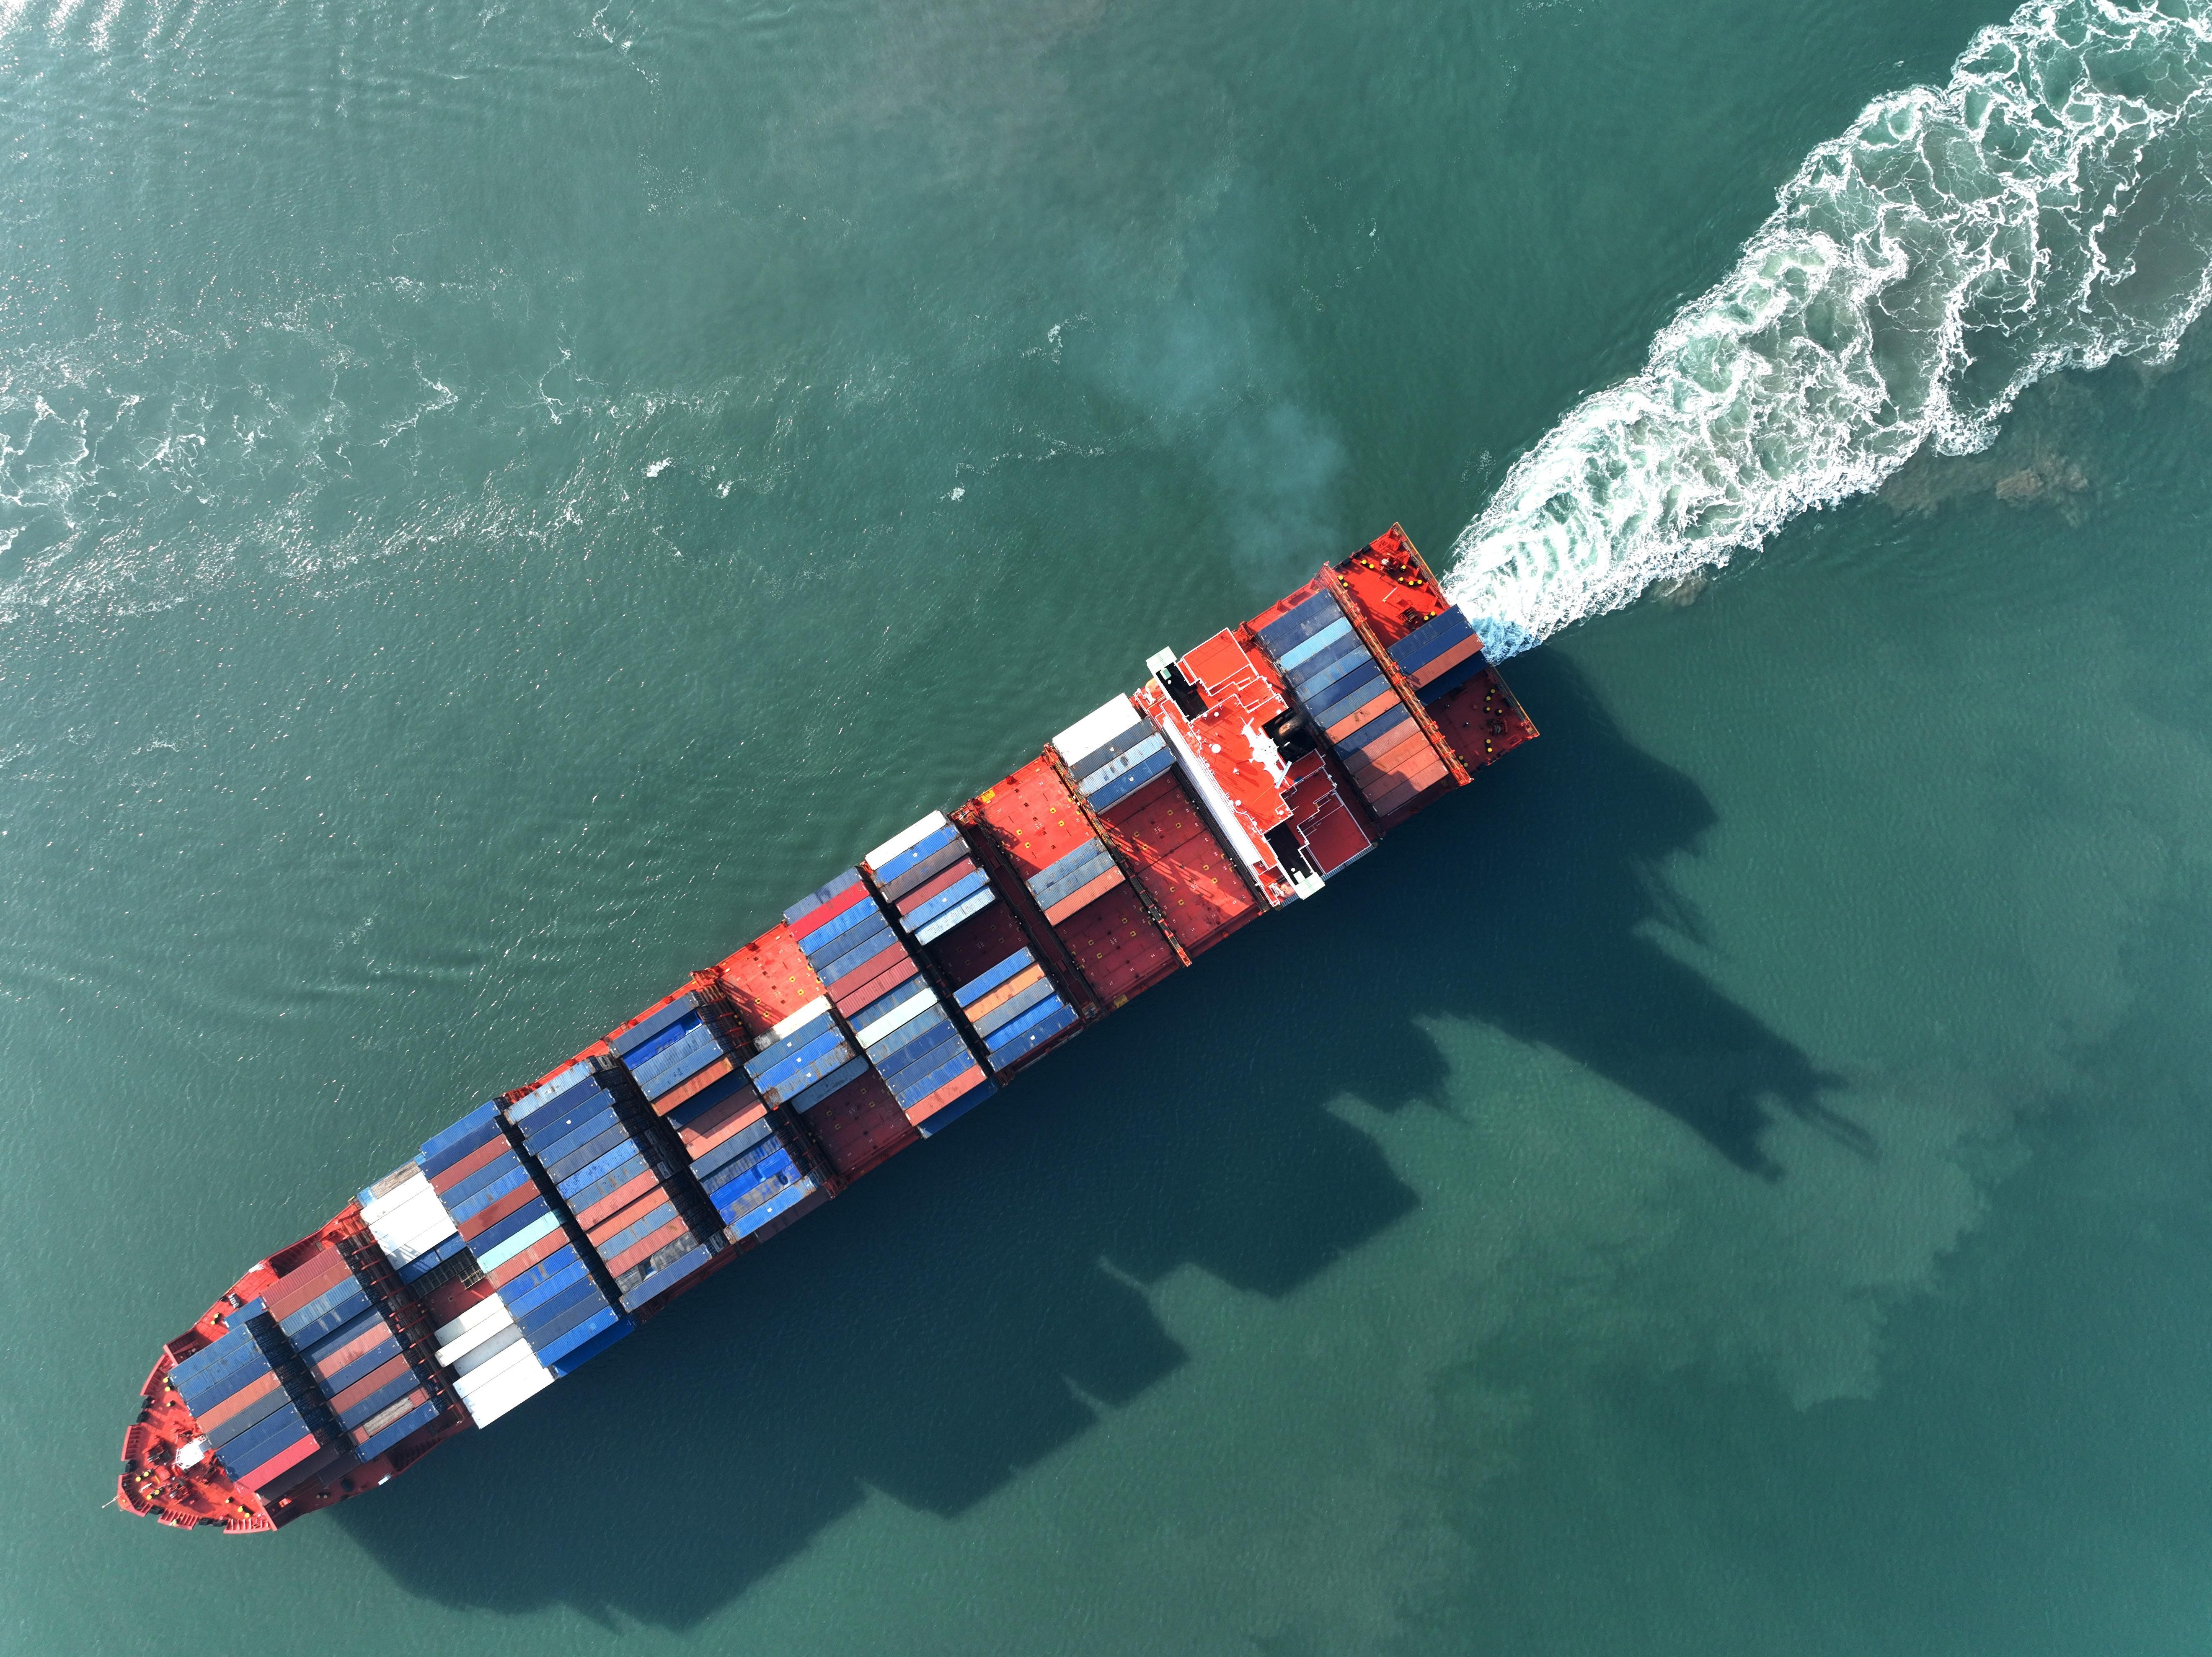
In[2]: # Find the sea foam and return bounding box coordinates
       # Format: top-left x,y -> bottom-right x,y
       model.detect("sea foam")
1446,0 -> 2212,656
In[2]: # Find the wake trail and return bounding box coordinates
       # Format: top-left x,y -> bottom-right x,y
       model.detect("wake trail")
1446,0 -> 2212,657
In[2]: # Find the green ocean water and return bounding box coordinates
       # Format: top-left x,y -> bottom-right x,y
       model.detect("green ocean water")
8,0 -> 2212,1649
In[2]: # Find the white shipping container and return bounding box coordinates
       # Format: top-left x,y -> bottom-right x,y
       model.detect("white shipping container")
370,1186 -> 439,1226
1051,694 -> 1145,769
367,1194 -> 459,1266
359,1162 -> 421,1210
460,1361 -> 555,1428
855,983 -> 941,1048
864,810 -> 949,872
432,1295 -> 514,1351
436,1307 -> 518,1366
359,1179 -> 421,1223
916,889 -> 996,945
390,1213 -> 458,1253
765,995 -> 832,1045
448,1323 -> 526,1376
375,1195 -> 455,1239
456,1336 -> 548,1396
454,1332 -> 536,1392
362,1188 -> 434,1231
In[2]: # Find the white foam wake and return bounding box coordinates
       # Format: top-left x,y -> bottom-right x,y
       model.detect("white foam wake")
1447,0 -> 2212,656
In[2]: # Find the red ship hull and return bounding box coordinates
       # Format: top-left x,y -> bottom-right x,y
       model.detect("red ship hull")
117,527 -> 1535,1533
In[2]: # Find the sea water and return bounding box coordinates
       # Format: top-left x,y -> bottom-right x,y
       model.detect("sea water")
5,0 -> 2212,1652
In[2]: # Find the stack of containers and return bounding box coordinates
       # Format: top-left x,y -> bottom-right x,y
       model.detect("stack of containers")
429,1297 -> 553,1427
864,813 -> 998,946
1054,696 -> 1175,814
401,1141 -> 556,1431
262,1247 -> 439,1464
416,1100 -> 633,1379
1384,606 -> 1488,708
1021,834 -> 1124,926
602,991 -> 758,1294
739,1001 -> 864,1112
607,990 -> 743,1120
1258,591 -> 1442,814
169,1305 -> 334,1497
506,1060 -> 715,1323
685,1087 -> 819,1236
844,976 -> 995,1134
784,869 -> 916,1019
695,1003 -> 837,1226
952,946 -> 1077,1076
356,1163 -> 463,1288
418,1104 -> 562,1311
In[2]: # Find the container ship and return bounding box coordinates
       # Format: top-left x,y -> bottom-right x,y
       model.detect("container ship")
117,526 -> 1535,1534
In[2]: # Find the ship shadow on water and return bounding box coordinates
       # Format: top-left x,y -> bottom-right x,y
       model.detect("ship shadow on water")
333,650 -> 1841,1628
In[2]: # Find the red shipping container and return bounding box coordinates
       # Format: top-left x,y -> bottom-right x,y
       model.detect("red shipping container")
1366,771 -> 1442,820
827,942 -> 911,995
1357,779 -> 1420,823
1043,867 -> 1124,925
195,1369 -> 282,1433
485,1229 -> 568,1290
905,1065 -> 986,1126
586,1190 -> 670,1246
893,858 -> 978,917
1410,631 -> 1485,687
457,1182 -> 540,1241
1363,757 -> 1448,817
679,1092 -> 766,1156
328,1354 -> 413,1417
602,1217 -> 692,1280
236,1432 -> 322,1493
591,1213 -> 676,1270
1324,687 -> 1402,743
1349,727 -> 1435,784
649,1055 -> 734,1118
963,964 -> 1046,1024
1356,748 -> 1445,800
1346,716 -> 1430,768
790,878 -> 874,945
264,1250 -> 349,1316
312,1320 -> 395,1380
429,1134 -> 511,1195
830,954 -> 918,1012
824,940 -> 910,1004
1397,752 -> 1451,792
271,1241 -> 345,1285
573,1169 -> 662,1232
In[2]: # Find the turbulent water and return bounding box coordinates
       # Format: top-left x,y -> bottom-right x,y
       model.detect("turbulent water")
1447,0 -> 2212,653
